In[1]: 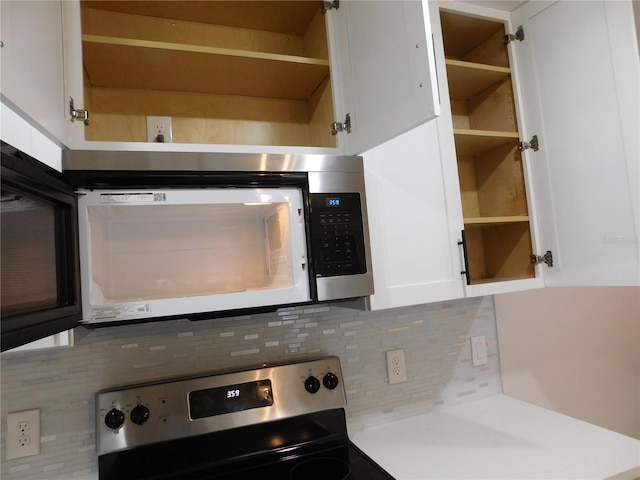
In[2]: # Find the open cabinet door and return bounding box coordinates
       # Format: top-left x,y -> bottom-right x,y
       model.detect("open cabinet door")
1,1 -> 73,149
512,0 -> 640,286
326,0 -> 439,155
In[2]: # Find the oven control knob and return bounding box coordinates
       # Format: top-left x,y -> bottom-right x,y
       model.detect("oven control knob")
130,405 -> 150,426
323,372 -> 340,390
304,376 -> 321,394
104,408 -> 125,430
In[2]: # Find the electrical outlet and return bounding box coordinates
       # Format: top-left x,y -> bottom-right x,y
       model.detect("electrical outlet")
386,349 -> 407,384
146,116 -> 173,143
6,409 -> 40,459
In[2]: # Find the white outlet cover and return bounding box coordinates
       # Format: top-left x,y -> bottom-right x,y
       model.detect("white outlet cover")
6,409 -> 40,459
146,115 -> 173,143
386,349 -> 407,384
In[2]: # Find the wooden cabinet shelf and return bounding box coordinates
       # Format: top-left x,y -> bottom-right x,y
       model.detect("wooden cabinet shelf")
464,216 -> 530,227
82,34 -> 330,101
453,128 -> 519,156
445,59 -> 510,100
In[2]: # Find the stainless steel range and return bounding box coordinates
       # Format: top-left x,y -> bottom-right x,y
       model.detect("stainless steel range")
95,356 -> 394,480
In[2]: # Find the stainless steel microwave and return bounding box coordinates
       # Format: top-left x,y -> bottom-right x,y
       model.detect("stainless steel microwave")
63,151 -> 374,326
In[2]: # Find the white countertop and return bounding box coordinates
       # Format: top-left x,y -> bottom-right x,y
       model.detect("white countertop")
351,395 -> 640,480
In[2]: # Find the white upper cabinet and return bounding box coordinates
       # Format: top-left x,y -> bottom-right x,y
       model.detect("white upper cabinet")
432,1 -> 546,299
366,0 -> 638,311
363,1 -> 468,311
363,120 -> 466,310
57,0 -> 439,154
512,0 -> 640,286
0,1 -> 72,147
327,0 -> 439,155
433,0 -> 639,296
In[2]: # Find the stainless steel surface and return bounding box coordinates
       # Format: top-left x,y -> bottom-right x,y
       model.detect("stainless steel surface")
317,272 -> 374,302
307,170 -> 365,193
308,169 -> 374,301
63,150 -> 364,174
95,356 -> 346,455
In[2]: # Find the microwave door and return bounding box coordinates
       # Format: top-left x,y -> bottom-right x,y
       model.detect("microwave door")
1,192 -> 59,313
77,188 -> 311,324
1,144 -> 81,351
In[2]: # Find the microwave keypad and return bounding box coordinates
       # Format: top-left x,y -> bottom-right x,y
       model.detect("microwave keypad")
310,194 -> 367,277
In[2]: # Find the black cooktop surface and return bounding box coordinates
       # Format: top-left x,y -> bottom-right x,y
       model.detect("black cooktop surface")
207,442 -> 395,480
100,440 -> 393,480
150,443 -> 394,480
99,411 -> 395,480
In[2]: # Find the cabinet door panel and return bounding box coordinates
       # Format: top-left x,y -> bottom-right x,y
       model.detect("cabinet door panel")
1,1 -> 70,146
513,0 -> 639,286
363,121 -> 465,310
328,0 -> 439,155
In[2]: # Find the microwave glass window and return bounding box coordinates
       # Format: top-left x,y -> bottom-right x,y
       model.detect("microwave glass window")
1,191 -> 58,314
87,202 -> 294,304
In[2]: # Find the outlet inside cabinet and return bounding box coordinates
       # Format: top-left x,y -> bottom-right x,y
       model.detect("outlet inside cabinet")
146,116 -> 173,143
79,1 -> 336,147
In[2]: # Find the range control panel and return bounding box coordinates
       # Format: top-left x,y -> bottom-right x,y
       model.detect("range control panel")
309,193 -> 367,277
95,356 -> 345,455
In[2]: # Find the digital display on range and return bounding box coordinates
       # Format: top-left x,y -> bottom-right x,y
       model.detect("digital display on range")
188,380 -> 273,419
326,198 -> 341,207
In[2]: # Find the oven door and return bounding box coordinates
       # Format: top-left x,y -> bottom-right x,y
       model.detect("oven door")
78,187 -> 311,325
1,143 -> 81,351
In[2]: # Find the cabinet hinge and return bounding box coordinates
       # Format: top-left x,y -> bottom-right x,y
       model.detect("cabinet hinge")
321,0 -> 339,14
518,134 -> 539,152
503,26 -> 525,45
69,97 -> 89,125
330,113 -> 351,136
531,250 -> 553,267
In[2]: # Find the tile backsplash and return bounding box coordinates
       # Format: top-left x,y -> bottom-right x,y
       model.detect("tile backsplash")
1,296 -> 501,479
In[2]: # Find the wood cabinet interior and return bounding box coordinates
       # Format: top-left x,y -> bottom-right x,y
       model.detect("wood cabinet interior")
440,9 -> 534,284
80,1 -> 336,147
465,223 -> 534,283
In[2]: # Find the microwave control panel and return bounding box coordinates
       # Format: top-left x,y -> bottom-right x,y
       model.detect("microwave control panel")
309,193 -> 367,277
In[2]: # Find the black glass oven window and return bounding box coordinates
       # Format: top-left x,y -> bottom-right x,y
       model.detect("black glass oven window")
189,380 -> 273,419
1,191 -> 59,314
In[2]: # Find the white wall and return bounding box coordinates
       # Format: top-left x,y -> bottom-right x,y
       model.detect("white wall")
494,286 -> 640,439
